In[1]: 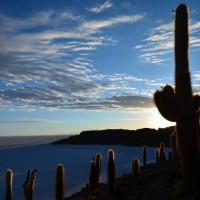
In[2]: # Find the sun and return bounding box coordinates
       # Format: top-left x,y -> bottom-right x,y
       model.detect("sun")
151,109 -> 175,129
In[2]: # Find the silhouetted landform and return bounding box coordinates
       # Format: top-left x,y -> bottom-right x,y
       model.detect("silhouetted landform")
52,126 -> 174,147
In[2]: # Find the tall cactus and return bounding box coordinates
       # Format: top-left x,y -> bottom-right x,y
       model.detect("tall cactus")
23,169 -> 37,200
107,149 -> 115,193
6,169 -> 13,200
55,164 -> 65,200
94,153 -> 102,185
154,4 -> 200,184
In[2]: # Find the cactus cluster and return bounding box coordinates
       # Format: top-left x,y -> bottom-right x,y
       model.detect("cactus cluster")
154,4 -> 200,183
2,144 -> 173,199
155,143 -> 166,163
89,153 -> 102,191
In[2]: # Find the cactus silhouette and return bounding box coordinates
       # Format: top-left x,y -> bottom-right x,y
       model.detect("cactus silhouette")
131,158 -> 141,178
6,169 -> 13,200
89,159 -> 96,191
55,164 -> 65,200
155,149 -> 159,163
154,4 -> 200,183
23,169 -> 37,200
107,149 -> 115,193
94,153 -> 102,185
143,145 -> 147,166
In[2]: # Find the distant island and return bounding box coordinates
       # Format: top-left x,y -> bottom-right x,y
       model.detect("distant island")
51,126 -> 174,147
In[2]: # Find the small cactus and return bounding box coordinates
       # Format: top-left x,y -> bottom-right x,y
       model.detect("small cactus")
131,158 -> 141,178
107,149 -> 115,193
6,169 -> 13,200
94,153 -> 102,185
55,164 -> 65,200
23,169 -> 37,200
143,145 -> 147,166
89,159 -> 96,191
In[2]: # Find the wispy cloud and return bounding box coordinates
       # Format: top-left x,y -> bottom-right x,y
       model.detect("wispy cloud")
193,71 -> 200,81
135,19 -> 200,64
86,1 -> 113,13
0,8 -> 147,111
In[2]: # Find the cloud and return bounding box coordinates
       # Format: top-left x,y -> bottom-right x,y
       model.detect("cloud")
80,15 -> 144,34
86,1 -> 113,13
193,71 -> 200,82
106,96 -> 153,108
0,8 -> 148,111
0,71 -> 154,111
135,19 -> 200,64
134,22 -> 174,64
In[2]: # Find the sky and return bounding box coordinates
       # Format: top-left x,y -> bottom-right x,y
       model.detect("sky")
1,0 -> 200,136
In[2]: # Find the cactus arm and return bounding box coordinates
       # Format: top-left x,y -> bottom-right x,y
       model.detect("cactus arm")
154,85 -> 177,122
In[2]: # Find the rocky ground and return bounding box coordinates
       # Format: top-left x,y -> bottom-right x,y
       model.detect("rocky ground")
65,160 -> 191,200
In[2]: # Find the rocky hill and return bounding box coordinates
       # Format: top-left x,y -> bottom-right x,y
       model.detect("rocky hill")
52,126 -> 174,147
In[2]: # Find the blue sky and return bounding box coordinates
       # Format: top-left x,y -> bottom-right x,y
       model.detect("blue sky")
1,0 -> 200,136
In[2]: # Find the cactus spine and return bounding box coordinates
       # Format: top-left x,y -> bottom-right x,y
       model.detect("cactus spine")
6,169 -> 13,200
55,164 -> 65,200
107,149 -> 115,193
154,4 -> 200,183
23,169 -> 37,200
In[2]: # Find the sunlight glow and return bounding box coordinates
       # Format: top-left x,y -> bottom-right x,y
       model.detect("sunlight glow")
151,109 -> 175,129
